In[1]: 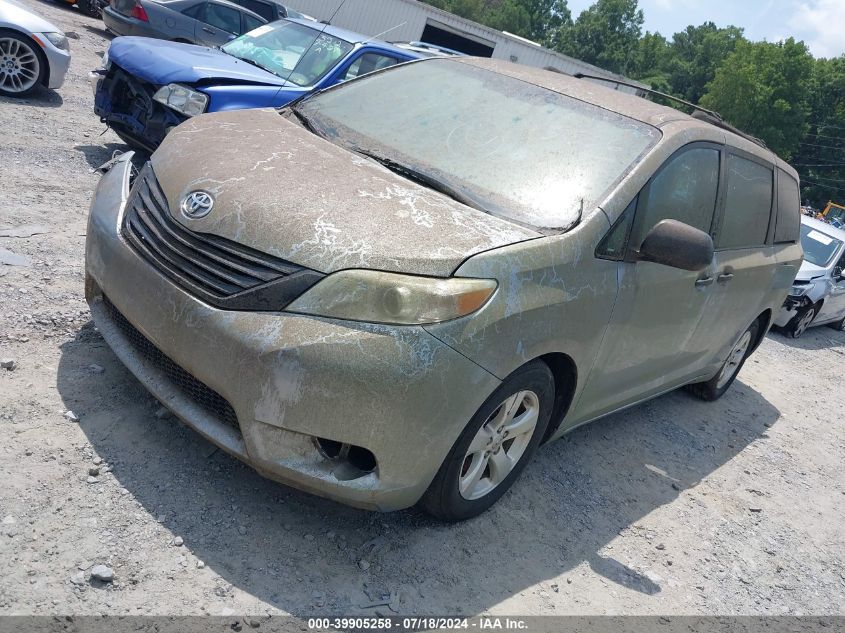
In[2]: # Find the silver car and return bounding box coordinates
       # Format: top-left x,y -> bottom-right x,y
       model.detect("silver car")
775,215 -> 845,337
0,0 -> 71,96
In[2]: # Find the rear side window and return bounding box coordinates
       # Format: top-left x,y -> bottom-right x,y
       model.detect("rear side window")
243,13 -> 264,33
237,0 -> 274,21
202,2 -> 241,33
632,147 -> 720,248
717,155 -> 773,249
774,171 -> 800,243
340,53 -> 401,81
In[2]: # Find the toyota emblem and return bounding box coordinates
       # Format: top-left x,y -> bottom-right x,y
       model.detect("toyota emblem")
181,191 -> 215,219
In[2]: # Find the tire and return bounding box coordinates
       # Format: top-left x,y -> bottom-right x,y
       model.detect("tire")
828,316 -> 845,331
420,361 -> 554,521
784,304 -> 817,339
688,319 -> 760,402
77,0 -> 102,17
0,31 -> 46,97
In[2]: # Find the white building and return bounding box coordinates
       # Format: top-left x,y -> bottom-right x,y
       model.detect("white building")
285,0 -> 644,94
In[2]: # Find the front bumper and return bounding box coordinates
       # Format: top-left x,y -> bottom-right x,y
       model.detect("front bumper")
93,62 -> 186,151
84,155 -> 500,511
36,36 -> 71,89
773,294 -> 812,327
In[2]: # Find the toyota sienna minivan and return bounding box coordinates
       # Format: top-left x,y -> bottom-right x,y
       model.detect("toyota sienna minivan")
85,57 -> 803,520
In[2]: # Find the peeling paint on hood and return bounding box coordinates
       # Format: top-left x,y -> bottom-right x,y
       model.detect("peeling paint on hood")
150,109 -> 543,276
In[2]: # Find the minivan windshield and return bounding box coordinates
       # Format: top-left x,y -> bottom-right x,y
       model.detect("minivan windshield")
801,223 -> 844,267
222,21 -> 353,86
295,59 -> 660,230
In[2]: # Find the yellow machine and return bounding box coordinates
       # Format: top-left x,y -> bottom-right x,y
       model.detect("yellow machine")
822,201 -> 845,223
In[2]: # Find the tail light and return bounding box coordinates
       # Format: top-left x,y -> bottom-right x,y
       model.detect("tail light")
130,1 -> 149,21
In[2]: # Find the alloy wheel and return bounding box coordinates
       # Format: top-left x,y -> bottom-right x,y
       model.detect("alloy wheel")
0,37 -> 40,94
793,308 -> 815,338
459,390 -> 539,501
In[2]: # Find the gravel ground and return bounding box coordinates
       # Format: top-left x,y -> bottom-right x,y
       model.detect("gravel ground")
1,0 -> 844,618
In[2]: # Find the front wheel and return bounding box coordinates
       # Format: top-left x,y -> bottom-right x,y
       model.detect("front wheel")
689,320 -> 760,402
785,304 -> 816,339
421,361 -> 555,521
0,32 -> 45,97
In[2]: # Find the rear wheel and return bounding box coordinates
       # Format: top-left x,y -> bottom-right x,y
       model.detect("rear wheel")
689,320 -> 760,401
421,361 -> 554,521
785,304 -> 816,339
77,0 -> 102,17
0,32 -> 45,97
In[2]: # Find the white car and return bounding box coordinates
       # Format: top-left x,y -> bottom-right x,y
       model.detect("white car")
0,0 -> 71,96
775,216 -> 845,337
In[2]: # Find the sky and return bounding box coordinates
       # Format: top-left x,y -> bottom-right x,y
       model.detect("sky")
565,0 -> 845,59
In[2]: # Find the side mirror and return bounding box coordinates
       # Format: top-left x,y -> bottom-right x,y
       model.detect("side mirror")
637,219 -> 714,272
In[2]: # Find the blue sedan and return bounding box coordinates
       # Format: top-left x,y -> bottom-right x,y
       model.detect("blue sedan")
91,18 -> 424,151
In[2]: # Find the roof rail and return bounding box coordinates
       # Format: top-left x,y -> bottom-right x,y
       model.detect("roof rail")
573,73 -> 768,150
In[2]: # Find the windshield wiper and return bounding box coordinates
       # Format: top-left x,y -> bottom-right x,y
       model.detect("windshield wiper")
225,52 -> 279,77
289,107 -> 325,138
354,148 -> 487,213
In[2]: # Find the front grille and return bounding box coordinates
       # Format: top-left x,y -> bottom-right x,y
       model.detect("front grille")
121,165 -> 322,310
103,296 -> 240,432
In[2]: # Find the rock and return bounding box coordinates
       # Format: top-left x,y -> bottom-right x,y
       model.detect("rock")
1,358 -> 17,371
174,536 -> 184,546
86,476 -> 98,484
64,410 -> 79,422
656,543 -> 666,550
749,507 -> 763,513
566,577 -> 573,584
70,571 -> 86,586
671,482 -> 681,491
92,457 -> 103,465
88,364 -> 105,374
196,560 -> 205,569
358,559 -> 371,571
0,247 -> 30,267
90,565 -> 114,582
88,467 -> 100,477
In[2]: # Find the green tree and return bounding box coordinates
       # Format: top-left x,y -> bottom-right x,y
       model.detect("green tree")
791,55 -> 845,207
557,0 -> 644,75
700,38 -> 814,160
629,31 -> 672,90
666,22 -> 745,103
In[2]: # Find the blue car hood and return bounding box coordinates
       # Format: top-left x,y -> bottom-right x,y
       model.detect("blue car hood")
108,37 -> 291,87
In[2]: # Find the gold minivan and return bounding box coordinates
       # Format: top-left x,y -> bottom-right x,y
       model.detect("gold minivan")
85,57 -> 803,520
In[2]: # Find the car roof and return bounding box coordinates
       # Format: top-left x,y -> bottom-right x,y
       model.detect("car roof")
802,215 -> 845,241
284,17 -> 419,57
452,57 -> 797,179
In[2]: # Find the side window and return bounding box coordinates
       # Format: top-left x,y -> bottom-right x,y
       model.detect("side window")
242,12 -> 264,33
774,170 -> 800,243
237,0 -> 274,21
202,2 -> 241,34
596,198 -> 636,260
717,154 -> 774,249
182,2 -> 204,18
632,147 -> 720,248
339,53 -> 400,82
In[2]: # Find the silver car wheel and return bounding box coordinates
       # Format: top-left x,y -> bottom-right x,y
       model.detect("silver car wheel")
459,390 -> 539,501
0,36 -> 40,94
715,330 -> 752,389
793,308 -> 815,338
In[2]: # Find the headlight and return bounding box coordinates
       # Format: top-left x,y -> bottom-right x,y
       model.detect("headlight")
42,32 -> 69,51
789,283 -> 814,297
152,83 -> 208,117
286,270 -> 497,325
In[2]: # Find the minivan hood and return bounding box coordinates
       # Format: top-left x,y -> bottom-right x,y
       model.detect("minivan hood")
108,37 -> 290,86
150,109 -> 542,276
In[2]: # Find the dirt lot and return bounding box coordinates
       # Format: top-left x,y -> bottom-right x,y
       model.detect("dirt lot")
1,0 -> 844,618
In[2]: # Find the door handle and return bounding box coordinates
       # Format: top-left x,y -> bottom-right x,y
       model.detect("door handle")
695,276 -> 714,288
717,273 -> 735,283
202,26 -> 215,33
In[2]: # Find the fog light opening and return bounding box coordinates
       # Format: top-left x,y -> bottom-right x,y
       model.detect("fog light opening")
314,437 -> 377,480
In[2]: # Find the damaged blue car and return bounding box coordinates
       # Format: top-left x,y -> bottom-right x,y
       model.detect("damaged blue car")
91,18 -> 422,151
